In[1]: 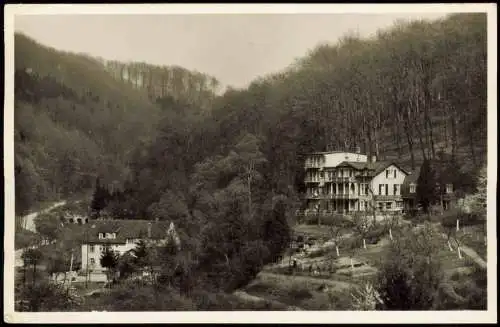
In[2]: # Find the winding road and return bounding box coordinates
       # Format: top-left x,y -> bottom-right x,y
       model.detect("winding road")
20,201 -> 67,233
15,201 -> 67,267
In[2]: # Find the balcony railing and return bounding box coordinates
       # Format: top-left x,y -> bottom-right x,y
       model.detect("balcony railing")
329,193 -> 356,199
304,178 -> 321,183
327,176 -> 356,183
304,163 -> 323,169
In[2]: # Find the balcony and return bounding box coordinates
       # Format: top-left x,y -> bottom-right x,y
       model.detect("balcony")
304,162 -> 323,169
329,193 -> 357,199
327,176 -> 356,183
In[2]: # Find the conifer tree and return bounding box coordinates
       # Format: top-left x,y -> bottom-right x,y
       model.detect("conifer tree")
416,159 -> 439,215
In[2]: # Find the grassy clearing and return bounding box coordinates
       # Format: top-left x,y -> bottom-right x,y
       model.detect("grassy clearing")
293,224 -> 333,239
244,272 -> 355,310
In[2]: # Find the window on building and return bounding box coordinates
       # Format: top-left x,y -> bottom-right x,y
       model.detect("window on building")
394,184 -> 400,195
365,184 -> 369,195
378,202 -> 384,211
90,258 -> 95,265
379,184 -> 383,195
385,184 -> 389,195
410,183 -> 416,193
89,245 -> 95,253
98,233 -> 104,239
394,169 -> 397,178
386,202 -> 392,210
446,184 -> 453,194
386,170 -> 390,178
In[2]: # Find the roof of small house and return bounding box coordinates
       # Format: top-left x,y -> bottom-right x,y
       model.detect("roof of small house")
83,220 -> 176,244
401,160 -> 458,198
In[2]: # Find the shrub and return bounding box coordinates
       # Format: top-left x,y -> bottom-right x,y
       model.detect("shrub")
304,213 -> 354,227
16,281 -> 78,311
288,285 -> 313,302
441,208 -> 484,229
190,289 -> 287,311
365,224 -> 386,244
98,283 -> 196,311
376,223 -> 445,310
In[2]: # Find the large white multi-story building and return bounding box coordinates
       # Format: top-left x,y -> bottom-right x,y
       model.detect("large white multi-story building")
303,150 -> 409,215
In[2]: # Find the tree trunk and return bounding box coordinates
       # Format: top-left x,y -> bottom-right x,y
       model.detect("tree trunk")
469,127 -> 477,166
450,115 -> 458,160
447,239 -> 454,251
403,118 -> 416,170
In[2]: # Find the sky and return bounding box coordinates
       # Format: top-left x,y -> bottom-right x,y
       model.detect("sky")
14,13 -> 449,89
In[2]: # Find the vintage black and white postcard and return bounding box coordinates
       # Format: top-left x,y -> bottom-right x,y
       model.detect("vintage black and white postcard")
3,3 -> 497,324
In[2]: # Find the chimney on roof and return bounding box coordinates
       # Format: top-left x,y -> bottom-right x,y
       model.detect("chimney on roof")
147,222 -> 152,238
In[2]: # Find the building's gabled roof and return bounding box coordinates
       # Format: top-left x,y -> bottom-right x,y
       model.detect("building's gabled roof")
83,220 -> 175,244
336,161 -> 409,176
402,167 -> 420,186
402,159 -> 457,187
401,159 -> 459,198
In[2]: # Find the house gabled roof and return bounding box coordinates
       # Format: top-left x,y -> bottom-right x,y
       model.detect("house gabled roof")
401,159 -> 459,198
83,220 -> 175,244
336,161 -> 409,176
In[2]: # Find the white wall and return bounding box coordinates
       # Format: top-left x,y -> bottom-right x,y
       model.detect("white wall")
370,164 -> 407,196
324,152 -> 367,168
81,242 -> 138,271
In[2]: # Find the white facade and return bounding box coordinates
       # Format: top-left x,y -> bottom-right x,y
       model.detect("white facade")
370,164 -> 407,196
304,152 -> 368,169
370,164 -> 407,212
304,152 -> 408,214
81,241 -> 138,272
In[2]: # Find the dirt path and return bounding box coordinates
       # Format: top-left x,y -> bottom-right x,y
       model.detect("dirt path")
21,201 -> 67,233
233,290 -> 303,310
460,245 -> 487,269
15,200 -> 67,267
438,231 -> 487,270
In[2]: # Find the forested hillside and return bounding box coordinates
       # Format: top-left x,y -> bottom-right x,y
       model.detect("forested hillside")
116,13 -> 486,218
103,60 -> 222,110
14,33 -> 219,215
84,12 -> 486,296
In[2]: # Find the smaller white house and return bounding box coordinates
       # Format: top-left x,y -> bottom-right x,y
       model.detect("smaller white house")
81,220 -> 180,272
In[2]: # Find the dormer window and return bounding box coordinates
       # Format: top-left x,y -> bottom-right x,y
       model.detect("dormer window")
410,183 -> 416,193
99,232 -> 117,240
